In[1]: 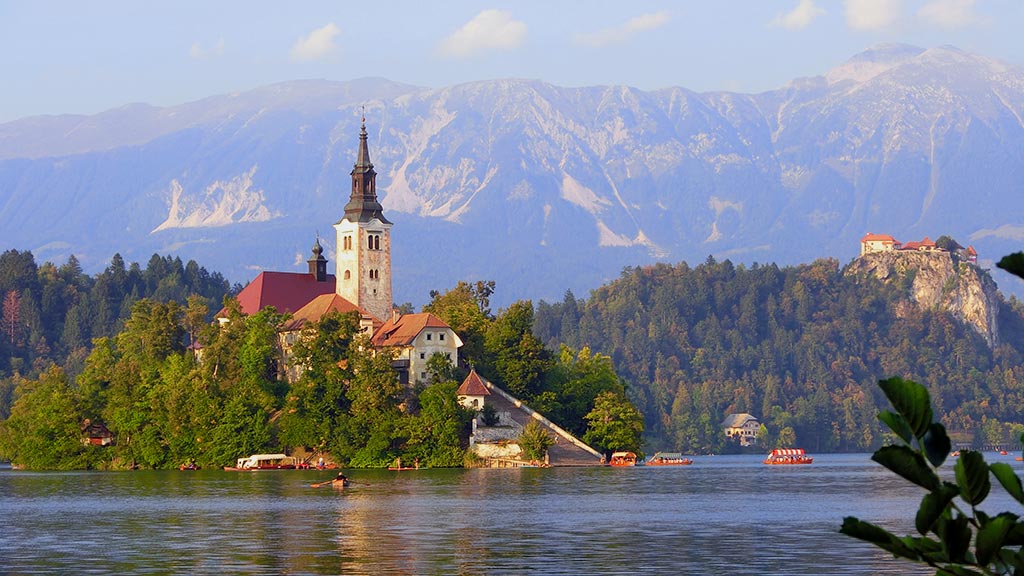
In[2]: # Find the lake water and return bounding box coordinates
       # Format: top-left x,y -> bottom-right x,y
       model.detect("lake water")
2,453 -> 1019,575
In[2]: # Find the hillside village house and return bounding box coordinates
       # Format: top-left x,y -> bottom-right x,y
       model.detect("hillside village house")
371,311 -> 463,385
721,413 -> 759,447
859,233 -> 901,255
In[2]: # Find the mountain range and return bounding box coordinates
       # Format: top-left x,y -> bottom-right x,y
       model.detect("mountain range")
2,43 -> 1023,308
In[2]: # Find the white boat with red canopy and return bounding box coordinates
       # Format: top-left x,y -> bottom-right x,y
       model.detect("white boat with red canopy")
763,448 -> 813,465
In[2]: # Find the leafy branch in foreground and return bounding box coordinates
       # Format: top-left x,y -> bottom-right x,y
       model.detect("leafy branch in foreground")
840,377 -> 1024,575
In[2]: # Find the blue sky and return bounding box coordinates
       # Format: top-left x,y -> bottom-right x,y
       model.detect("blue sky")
2,0 -> 1022,123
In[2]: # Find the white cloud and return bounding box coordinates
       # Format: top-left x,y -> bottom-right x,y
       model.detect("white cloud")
770,0 -> 825,30
919,0 -> 981,28
844,0 -> 902,30
189,38 -> 225,60
290,23 -> 341,62
574,12 -> 671,47
437,10 -> 527,58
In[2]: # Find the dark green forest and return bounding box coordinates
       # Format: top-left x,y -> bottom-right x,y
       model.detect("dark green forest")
0,250 -> 233,412
533,257 -> 1024,454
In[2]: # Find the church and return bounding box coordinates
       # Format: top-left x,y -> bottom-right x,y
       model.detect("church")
221,120 -> 603,466
222,119 -> 461,386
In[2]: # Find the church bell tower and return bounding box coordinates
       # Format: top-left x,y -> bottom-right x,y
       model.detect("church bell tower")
334,119 -> 393,321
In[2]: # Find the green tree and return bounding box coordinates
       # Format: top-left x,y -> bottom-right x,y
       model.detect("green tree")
518,420 -> 554,462
583,391 -> 644,457
0,366 -> 90,469
484,300 -> 549,399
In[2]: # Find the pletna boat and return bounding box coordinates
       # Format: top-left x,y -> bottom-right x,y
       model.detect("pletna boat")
646,452 -> 693,466
224,453 -> 299,471
608,451 -> 638,467
763,448 -> 813,465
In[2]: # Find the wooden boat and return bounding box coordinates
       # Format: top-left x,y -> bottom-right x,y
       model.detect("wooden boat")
763,448 -> 813,465
646,452 -> 693,466
224,453 -> 299,471
608,451 -> 637,467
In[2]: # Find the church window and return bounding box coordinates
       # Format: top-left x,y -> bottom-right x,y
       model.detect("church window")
343,236 -> 352,250
344,270 -> 351,280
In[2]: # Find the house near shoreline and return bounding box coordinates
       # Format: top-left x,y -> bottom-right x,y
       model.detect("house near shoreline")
859,233 -> 977,263
721,413 -> 759,447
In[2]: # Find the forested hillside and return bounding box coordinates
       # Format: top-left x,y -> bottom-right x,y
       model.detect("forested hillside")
0,250 -> 232,415
534,257 -> 1024,453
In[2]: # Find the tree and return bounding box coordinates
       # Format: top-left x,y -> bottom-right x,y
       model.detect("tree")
3,290 -> 20,350
484,301 -> 549,399
583,391 -> 644,457
518,420 -> 554,462
0,366 -> 90,469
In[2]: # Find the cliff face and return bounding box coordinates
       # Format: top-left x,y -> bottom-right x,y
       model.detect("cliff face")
846,251 -> 1001,347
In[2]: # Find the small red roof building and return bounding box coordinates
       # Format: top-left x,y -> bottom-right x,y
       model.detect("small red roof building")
901,236 -> 939,252
457,369 -> 491,397
457,369 -> 491,411
371,312 -> 455,347
860,233 -> 901,255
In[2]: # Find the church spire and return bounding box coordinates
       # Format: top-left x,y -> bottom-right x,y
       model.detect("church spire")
343,115 -> 391,224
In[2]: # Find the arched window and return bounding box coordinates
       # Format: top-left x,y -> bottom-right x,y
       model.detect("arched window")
344,270 -> 351,280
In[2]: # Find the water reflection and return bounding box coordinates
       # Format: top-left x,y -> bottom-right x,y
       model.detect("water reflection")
3,454 -> 1005,574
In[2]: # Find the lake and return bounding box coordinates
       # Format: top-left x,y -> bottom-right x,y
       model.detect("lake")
2,453 -> 1017,575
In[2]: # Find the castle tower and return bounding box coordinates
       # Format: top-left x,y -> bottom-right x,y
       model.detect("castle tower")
334,119 -> 393,321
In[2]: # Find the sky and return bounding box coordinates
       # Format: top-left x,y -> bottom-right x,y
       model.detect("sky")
2,0 -> 1023,123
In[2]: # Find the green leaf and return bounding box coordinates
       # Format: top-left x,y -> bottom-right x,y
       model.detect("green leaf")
990,462 -> 1024,504
955,451 -> 991,506
873,445 -> 941,490
922,422 -> 951,468
916,483 -> 959,534
936,515 -> 972,563
997,253 -> 1024,281
1003,523 -> 1024,547
879,377 -> 933,440
878,410 -> 914,445
976,513 -> 1016,565
935,566 -> 986,576
840,517 -> 919,560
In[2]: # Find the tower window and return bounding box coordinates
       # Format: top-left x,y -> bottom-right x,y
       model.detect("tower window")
343,236 -> 352,250
367,233 -> 381,250
344,270 -> 351,280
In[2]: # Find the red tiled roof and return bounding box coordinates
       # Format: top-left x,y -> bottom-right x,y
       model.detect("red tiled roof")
371,312 -> 453,347
283,293 -> 380,331
457,369 -> 491,397
860,233 -> 899,243
901,236 -> 937,251
225,271 -> 336,317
